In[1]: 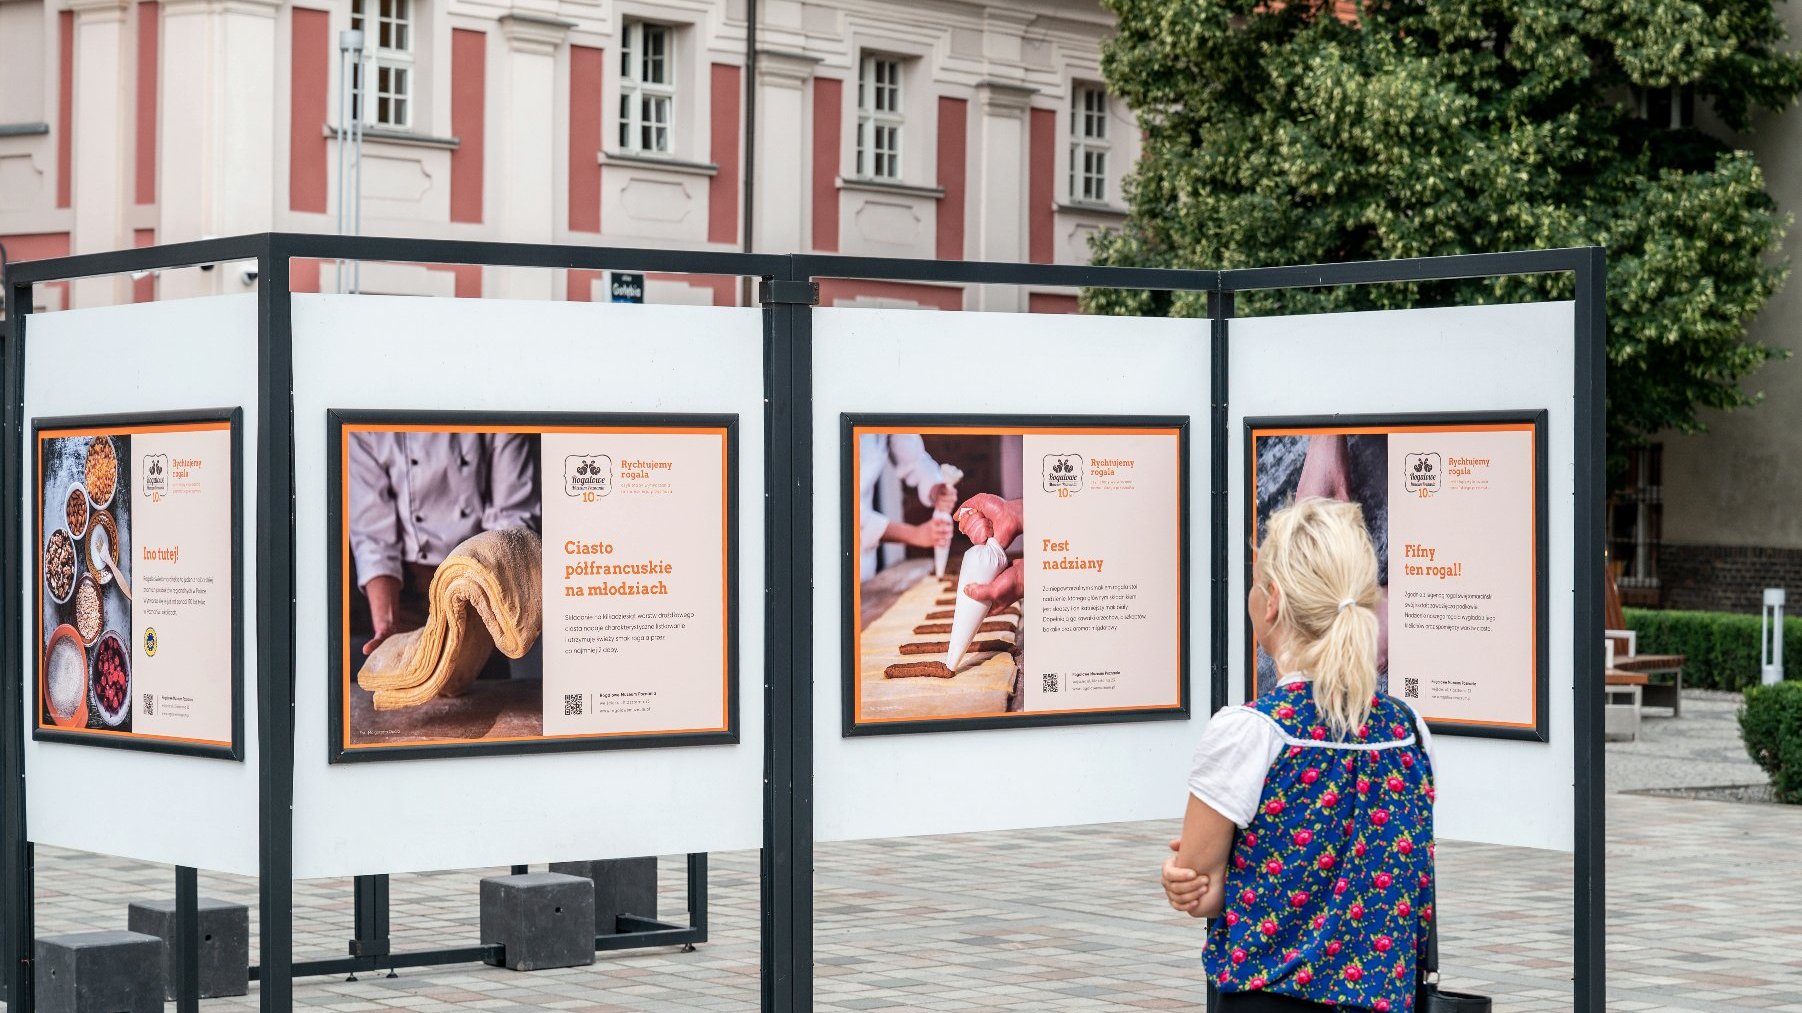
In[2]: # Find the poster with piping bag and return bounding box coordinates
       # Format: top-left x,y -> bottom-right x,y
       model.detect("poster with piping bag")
845,416 -> 1189,734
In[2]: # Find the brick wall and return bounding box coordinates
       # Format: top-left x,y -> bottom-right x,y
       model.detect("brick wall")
1659,543 -> 1802,613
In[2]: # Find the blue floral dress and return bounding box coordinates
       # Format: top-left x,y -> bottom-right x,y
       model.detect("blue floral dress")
1204,682 -> 1436,1012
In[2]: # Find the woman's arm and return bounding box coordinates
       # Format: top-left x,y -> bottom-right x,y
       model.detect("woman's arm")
1169,794 -> 1237,918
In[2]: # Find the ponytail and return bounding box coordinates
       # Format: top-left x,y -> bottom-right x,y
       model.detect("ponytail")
1255,498 -> 1382,738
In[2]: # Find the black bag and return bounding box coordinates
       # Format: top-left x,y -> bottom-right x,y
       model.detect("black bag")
1402,705 -> 1492,1013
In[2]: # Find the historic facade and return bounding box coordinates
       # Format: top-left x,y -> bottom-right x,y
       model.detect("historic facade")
0,0 -> 1137,310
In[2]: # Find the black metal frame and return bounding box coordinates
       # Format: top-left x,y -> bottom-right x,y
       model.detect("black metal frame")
322,408 -> 741,763
28,406 -> 246,759
837,412 -> 1192,737
1,235 -> 781,1012
1219,249 -> 1608,1013
1241,410 -> 1552,742
0,237 -> 1605,1013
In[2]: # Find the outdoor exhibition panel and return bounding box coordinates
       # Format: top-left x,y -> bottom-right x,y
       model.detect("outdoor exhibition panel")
1227,301 -> 1577,853
811,307 -> 1211,842
289,294 -> 765,877
16,294 -> 260,875
4,238 -> 1605,1013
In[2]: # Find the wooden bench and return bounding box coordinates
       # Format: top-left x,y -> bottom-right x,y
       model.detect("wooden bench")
1603,569 -> 1685,721
1613,653 -> 1684,716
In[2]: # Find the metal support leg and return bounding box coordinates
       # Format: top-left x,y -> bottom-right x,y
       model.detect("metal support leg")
175,866 -> 200,1012
684,853 -> 708,951
348,874 -> 392,980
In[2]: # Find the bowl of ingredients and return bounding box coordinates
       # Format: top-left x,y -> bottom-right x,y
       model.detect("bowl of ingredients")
64,482 -> 90,540
43,624 -> 88,728
87,510 -> 119,587
89,632 -> 130,727
85,436 -> 118,511
44,527 -> 77,605
72,574 -> 103,645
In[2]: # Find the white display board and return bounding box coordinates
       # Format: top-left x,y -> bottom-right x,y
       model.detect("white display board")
290,295 -> 765,878
813,308 -> 1212,842
20,295 -> 263,875
1229,301 -> 1577,852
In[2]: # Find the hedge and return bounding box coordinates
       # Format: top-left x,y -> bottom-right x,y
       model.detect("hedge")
1622,608 -> 1802,692
1740,682 -> 1802,804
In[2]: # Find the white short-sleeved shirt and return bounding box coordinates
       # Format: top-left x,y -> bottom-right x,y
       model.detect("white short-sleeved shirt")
1187,674 -> 1437,829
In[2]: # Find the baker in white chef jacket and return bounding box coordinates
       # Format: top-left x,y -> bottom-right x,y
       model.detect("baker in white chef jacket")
349,432 -> 540,661
858,432 -> 956,580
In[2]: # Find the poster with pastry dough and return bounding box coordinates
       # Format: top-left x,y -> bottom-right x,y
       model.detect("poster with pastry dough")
329,413 -> 737,761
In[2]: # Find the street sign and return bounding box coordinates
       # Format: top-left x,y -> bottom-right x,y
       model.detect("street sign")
609,272 -> 645,303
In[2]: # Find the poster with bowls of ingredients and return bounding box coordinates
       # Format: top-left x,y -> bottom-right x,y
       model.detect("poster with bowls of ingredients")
842,416 -> 1191,736
33,410 -> 243,758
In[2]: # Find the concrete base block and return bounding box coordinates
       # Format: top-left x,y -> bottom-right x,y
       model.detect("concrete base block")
549,857 -> 658,935
127,896 -> 250,999
479,872 -> 595,971
35,930 -> 165,1013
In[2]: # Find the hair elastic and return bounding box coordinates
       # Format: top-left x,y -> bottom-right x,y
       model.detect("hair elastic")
1337,598 -> 1356,613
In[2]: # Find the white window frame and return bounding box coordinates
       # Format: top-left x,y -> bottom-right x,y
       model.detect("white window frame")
855,53 -> 904,181
619,20 -> 676,155
351,0 -> 415,130
1069,82 -> 1110,204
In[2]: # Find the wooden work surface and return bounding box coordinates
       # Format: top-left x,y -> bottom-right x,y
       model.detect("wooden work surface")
857,563 -> 1020,722
348,678 -> 543,745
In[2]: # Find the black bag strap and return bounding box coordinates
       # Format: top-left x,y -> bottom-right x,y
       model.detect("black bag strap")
1398,700 -> 1439,978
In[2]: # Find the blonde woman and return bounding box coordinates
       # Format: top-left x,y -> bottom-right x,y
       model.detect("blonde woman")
1163,498 -> 1437,1012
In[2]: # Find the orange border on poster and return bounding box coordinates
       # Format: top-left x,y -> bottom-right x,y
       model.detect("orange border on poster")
337,422 -> 734,752
851,424 -> 1186,726
1246,420 -> 1540,730
34,420 -> 236,748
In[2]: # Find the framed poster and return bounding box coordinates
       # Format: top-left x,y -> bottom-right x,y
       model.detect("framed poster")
1244,412 -> 1549,741
843,415 -> 1190,735
327,411 -> 738,761
33,409 -> 245,759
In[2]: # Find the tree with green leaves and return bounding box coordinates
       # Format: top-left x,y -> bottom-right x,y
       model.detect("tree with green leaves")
1089,0 -> 1802,459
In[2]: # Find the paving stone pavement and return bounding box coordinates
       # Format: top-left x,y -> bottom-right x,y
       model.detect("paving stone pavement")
10,689 -> 1801,1011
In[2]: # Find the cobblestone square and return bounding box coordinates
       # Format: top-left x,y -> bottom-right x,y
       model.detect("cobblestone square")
10,691 -> 1799,1011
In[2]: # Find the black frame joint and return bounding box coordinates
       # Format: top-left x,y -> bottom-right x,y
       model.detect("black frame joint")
758,279 -> 818,305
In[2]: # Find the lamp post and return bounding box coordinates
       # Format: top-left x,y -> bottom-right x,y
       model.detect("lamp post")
1762,588 -> 1785,685
335,28 -> 366,293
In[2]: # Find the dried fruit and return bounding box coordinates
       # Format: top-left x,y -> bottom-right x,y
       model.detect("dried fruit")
92,635 -> 128,719
44,529 -> 75,600
66,487 -> 89,537
85,437 -> 116,506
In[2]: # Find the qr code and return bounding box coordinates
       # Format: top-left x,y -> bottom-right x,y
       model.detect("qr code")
141,693 -> 154,717
1042,673 -> 1058,693
563,694 -> 583,716
1403,677 -> 1419,699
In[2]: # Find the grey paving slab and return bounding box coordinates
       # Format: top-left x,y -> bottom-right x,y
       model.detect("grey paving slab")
5,688 -> 1799,1011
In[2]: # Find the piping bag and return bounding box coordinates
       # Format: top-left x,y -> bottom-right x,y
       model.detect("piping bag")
945,537 -> 1008,670
932,463 -> 964,577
